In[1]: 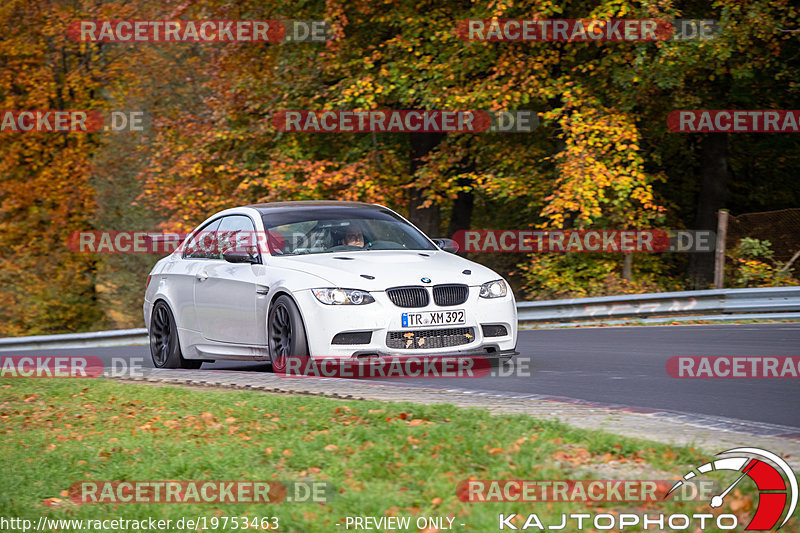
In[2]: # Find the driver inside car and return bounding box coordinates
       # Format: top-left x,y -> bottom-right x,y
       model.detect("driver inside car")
343,225 -> 366,248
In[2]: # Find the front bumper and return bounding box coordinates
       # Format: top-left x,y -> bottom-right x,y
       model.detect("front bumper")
294,287 -> 518,358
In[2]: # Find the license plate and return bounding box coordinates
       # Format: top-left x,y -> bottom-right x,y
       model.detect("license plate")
402,310 -> 465,327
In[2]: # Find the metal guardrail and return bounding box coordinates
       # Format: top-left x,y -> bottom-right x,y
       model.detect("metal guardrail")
0,328 -> 148,351
517,286 -> 800,323
0,287 -> 798,351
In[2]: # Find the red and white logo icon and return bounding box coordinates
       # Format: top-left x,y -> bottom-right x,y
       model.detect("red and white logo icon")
667,448 -> 797,530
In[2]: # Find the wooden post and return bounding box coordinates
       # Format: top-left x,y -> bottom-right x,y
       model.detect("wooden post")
622,253 -> 632,281
713,210 -> 729,289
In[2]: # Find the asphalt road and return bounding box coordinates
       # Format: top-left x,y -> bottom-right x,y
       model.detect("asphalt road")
3,324 -> 799,428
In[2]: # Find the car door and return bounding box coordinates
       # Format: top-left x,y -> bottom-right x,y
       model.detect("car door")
193,214 -> 266,345
168,217 -> 223,333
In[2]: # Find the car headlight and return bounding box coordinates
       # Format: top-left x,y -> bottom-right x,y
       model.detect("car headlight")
479,279 -> 507,299
312,288 -> 375,305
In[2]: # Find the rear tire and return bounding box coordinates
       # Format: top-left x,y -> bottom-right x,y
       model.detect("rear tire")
268,295 -> 309,373
149,301 -> 203,369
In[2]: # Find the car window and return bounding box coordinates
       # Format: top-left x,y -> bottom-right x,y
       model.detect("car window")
182,218 -> 222,259
261,207 -> 436,255
216,215 -> 260,261
270,221 -> 318,255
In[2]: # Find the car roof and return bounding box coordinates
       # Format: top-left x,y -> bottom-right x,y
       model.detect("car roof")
245,201 -> 386,214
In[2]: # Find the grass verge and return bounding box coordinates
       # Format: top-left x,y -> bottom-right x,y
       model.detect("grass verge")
0,378 -> 777,532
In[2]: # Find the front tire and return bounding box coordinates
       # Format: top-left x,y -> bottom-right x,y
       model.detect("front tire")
149,301 -> 202,369
268,295 -> 309,373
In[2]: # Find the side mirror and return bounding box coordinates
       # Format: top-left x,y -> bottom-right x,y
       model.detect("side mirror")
432,238 -> 459,253
223,249 -> 259,264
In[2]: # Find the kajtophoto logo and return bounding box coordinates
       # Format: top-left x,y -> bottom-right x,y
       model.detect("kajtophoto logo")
494,448 -> 797,530
666,447 -> 797,530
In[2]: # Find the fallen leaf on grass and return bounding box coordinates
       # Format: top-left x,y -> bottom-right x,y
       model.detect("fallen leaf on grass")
729,490 -> 753,512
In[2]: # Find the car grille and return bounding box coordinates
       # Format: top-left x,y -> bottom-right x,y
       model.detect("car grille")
432,284 -> 469,306
386,286 -> 429,308
386,327 -> 475,350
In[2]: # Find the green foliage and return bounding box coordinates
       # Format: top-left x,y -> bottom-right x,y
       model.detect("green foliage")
518,252 -> 683,300
736,237 -> 774,260
726,238 -> 799,288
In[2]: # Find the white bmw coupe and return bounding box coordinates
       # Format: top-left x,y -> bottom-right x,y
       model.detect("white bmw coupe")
144,201 -> 518,371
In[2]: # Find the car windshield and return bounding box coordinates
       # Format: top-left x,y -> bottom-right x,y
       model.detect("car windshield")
261,207 -> 437,255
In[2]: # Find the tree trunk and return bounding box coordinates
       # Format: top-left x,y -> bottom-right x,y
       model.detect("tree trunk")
448,170 -> 475,237
622,253 -> 633,281
408,132 -> 445,236
689,133 -> 729,288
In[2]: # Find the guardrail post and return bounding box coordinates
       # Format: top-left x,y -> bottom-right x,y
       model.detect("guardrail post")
714,210 -> 729,289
